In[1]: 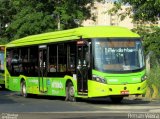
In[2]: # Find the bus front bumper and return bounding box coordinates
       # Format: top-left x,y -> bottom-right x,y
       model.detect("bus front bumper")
87,80 -> 147,98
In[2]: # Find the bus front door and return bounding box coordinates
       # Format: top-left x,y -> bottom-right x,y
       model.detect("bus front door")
38,46 -> 47,93
77,41 -> 89,95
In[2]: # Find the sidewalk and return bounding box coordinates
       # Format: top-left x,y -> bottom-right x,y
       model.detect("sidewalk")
125,95 -> 160,102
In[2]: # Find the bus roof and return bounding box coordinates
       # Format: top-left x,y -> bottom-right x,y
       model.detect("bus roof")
7,26 -> 140,47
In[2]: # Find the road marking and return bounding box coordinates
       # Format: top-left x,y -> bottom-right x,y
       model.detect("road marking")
20,111 -> 145,114
149,109 -> 160,112
19,110 -> 160,114
100,106 -> 160,110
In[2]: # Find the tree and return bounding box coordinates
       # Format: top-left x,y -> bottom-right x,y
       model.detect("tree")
0,0 -> 96,42
0,0 -> 16,44
109,0 -> 160,23
6,0 -> 57,41
141,27 -> 160,58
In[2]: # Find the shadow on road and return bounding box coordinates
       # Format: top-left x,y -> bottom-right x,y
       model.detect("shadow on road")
0,88 -> 151,105
0,89 -> 18,104
21,94 -> 66,101
20,94 -> 151,105
80,97 -> 151,105
16,113 -> 129,119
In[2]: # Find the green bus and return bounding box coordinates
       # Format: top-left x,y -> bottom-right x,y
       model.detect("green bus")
5,26 -> 147,102
0,45 -> 5,89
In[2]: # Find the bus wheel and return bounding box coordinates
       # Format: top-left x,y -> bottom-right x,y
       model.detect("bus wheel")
21,81 -> 28,98
110,96 -> 123,103
65,82 -> 76,102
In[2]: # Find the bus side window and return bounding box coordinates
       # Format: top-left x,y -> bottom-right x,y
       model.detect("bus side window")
68,43 -> 76,73
48,44 -> 57,73
29,46 -> 38,76
20,47 -> 29,75
9,48 -> 20,76
7,50 -> 13,73
58,44 -> 67,72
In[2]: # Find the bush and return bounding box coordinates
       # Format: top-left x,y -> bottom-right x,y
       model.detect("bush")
133,26 -> 160,99
147,65 -> 160,98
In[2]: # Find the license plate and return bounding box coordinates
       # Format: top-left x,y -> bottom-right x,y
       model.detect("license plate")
121,90 -> 129,95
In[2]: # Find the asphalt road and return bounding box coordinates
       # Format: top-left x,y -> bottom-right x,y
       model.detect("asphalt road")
0,89 -> 160,119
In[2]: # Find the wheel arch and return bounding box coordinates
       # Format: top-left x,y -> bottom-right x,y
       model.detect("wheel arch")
19,75 -> 28,98
19,75 -> 28,87
64,75 -> 77,95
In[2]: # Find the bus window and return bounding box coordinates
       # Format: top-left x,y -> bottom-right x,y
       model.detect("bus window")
20,47 -> 29,75
29,46 -> 38,76
0,51 -> 4,71
58,44 -> 67,72
7,50 -> 12,72
21,47 -> 28,63
7,48 -> 20,76
48,44 -> 57,73
68,43 -> 76,73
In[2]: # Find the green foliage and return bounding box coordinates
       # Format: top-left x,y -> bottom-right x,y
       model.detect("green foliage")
109,0 -> 160,22
0,37 -> 9,44
147,65 -> 160,92
143,27 -> 160,58
133,26 -> 160,58
0,0 -> 96,43
0,0 -> 15,44
133,26 -> 160,96
121,0 -> 160,22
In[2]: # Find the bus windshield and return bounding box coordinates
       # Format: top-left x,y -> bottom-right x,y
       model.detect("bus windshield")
93,38 -> 145,73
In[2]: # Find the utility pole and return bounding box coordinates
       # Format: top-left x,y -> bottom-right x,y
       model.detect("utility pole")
57,14 -> 60,30
57,0 -> 60,30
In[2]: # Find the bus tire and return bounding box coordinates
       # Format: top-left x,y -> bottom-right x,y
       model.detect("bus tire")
65,81 -> 76,102
21,80 -> 28,98
110,96 -> 123,103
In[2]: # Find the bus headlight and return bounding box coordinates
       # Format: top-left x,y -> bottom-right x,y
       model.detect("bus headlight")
92,75 -> 106,84
141,75 -> 147,82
